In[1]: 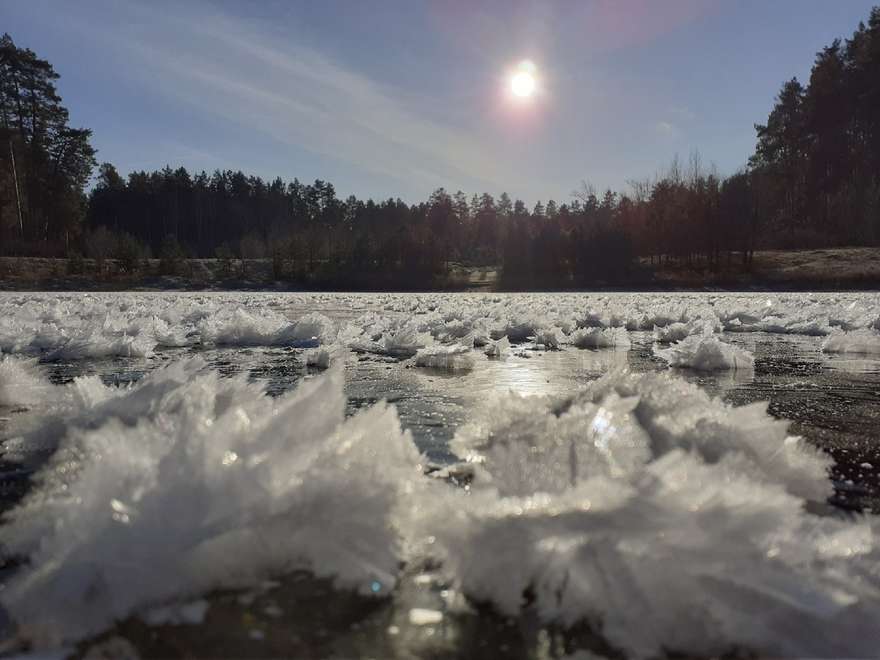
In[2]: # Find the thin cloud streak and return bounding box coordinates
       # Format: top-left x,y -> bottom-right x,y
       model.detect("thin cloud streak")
66,1 -> 521,197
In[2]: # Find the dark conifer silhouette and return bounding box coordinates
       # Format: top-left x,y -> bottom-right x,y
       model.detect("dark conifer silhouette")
0,33 -> 96,254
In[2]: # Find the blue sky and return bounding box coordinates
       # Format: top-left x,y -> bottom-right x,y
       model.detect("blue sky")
5,0 -> 877,204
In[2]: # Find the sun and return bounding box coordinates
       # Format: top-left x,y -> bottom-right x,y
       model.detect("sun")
508,60 -> 538,99
511,70 -> 536,98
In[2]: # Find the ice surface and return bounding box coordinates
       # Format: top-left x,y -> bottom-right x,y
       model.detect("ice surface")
3,291 -> 880,657
822,329 -> 880,355
1,360 -> 424,648
408,371 -> 880,658
654,334 -> 754,371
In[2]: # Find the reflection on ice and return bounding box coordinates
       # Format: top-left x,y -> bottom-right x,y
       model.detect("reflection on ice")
685,363 -> 756,392
823,355 -> 880,374
449,346 -> 630,400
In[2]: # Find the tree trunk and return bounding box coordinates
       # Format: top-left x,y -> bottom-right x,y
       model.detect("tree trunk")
9,138 -> 23,239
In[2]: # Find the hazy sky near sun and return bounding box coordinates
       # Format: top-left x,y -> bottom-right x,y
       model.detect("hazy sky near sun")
5,0 -> 877,204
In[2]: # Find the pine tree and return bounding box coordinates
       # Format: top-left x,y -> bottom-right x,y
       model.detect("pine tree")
0,33 -> 96,250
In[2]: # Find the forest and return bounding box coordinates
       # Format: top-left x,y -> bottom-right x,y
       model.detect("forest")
1,7 -> 879,288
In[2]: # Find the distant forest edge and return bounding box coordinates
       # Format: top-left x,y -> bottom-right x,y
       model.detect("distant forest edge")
1,8 -> 879,290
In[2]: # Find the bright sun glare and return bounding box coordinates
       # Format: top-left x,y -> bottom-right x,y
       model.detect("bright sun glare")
511,71 -> 536,98
509,60 -> 537,99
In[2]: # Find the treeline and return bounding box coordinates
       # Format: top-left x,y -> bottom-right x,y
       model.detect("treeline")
82,164 -> 745,287
750,7 -> 880,246
1,8 -> 879,288
605,6 -> 880,269
0,33 -> 96,255
86,167 -> 643,287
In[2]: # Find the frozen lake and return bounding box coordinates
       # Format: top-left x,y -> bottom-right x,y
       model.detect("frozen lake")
2,291 -> 880,658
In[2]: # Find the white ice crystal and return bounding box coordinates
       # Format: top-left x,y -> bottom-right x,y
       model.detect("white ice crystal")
0,295 -> 340,359
531,327 -> 561,350
484,335 -> 510,358
1,361 -> 423,648
0,357 -> 52,408
304,343 -> 346,369
414,344 -> 475,371
654,334 -> 754,371
0,291 -> 878,361
570,327 -> 631,349
822,328 -> 880,355
406,371 -> 880,659
653,319 -> 715,343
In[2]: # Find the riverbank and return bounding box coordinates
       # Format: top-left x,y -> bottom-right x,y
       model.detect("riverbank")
1,247 -> 878,292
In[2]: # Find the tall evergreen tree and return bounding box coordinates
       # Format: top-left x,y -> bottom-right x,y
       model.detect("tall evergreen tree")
0,33 -> 96,252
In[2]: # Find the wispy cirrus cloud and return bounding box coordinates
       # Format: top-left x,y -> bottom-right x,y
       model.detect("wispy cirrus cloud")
61,0 -> 516,196
10,0 -> 762,203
